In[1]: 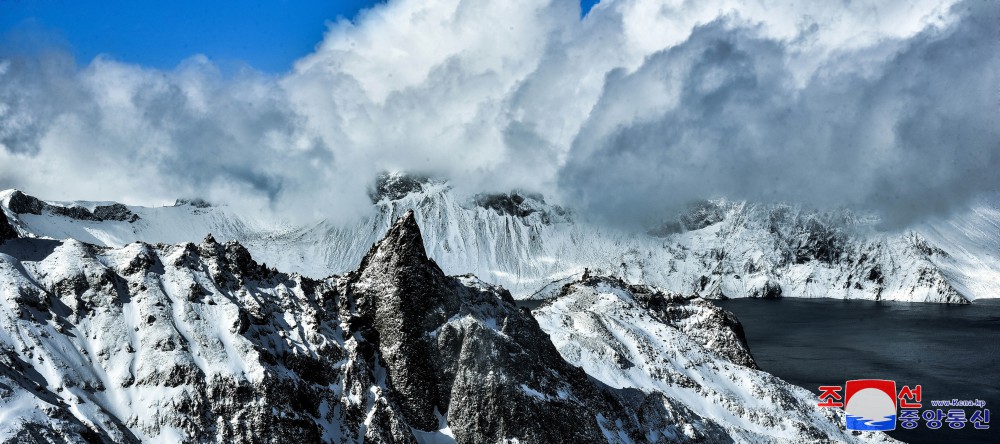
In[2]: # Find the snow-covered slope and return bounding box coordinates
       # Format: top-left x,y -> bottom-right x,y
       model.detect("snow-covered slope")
0,212 -> 898,443
0,236 -> 352,442
532,276 -> 894,443
1,176 -> 990,303
917,196 -> 1000,300
0,189 -> 271,248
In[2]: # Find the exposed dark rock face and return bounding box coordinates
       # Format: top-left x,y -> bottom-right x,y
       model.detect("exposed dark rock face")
174,198 -> 212,208
679,200 -> 726,231
7,190 -> 45,215
749,279 -> 782,299
0,209 -> 17,244
473,191 -> 569,224
349,211 -> 459,429
634,393 -> 732,443
474,192 -> 539,218
93,203 -> 140,222
768,207 -> 848,265
369,172 -> 431,203
3,185 -> 965,304
6,190 -> 139,223
47,205 -> 101,221
0,234 -> 388,443
347,211 -> 626,441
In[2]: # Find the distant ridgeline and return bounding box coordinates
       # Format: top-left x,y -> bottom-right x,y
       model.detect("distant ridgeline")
0,178 -> 989,304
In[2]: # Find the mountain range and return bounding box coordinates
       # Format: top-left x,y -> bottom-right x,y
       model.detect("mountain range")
3,174 -> 995,304
2,175 -> 997,441
0,203 -> 901,442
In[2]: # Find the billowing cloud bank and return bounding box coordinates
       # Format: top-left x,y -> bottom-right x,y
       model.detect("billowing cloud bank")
0,0 -> 996,226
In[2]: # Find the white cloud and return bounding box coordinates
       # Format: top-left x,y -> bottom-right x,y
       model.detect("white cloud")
560,0 -> 998,226
0,0 -> 993,227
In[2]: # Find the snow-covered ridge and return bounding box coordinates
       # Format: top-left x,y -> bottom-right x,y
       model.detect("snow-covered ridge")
0,211 -> 896,442
1,182 -> 992,303
532,276 -> 895,443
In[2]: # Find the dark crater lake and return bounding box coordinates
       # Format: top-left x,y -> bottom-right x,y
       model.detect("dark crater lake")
716,297 -> 1000,444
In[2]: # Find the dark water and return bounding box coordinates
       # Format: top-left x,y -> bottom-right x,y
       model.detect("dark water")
716,298 -> 1000,444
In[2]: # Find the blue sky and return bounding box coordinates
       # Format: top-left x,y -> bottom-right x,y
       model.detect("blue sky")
0,0 -> 382,72
1,0 -> 602,72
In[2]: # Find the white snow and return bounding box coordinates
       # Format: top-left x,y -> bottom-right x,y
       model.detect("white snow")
3,187 -> 987,303
533,281 -> 897,443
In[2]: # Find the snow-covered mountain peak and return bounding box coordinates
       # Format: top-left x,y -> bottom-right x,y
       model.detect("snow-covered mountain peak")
1,185 -> 994,302
369,172 -> 441,203
356,210 -> 434,276
0,206 -> 900,442
471,190 -> 572,225
2,189 -> 46,215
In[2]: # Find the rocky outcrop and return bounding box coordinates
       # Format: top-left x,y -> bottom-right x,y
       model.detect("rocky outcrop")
748,278 -> 782,299
93,203 -> 140,222
0,209 -> 16,244
369,172 -> 433,203
348,211 -> 459,430
174,198 -> 212,208
5,190 -> 139,223
473,191 -> 569,225
347,211 -> 626,441
616,277 -> 759,369
6,190 -> 46,215
532,277 -> 894,443
47,205 -> 101,221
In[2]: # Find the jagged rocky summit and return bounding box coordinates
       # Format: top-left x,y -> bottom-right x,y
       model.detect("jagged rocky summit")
0,210 -> 895,443
0,183 -> 984,304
